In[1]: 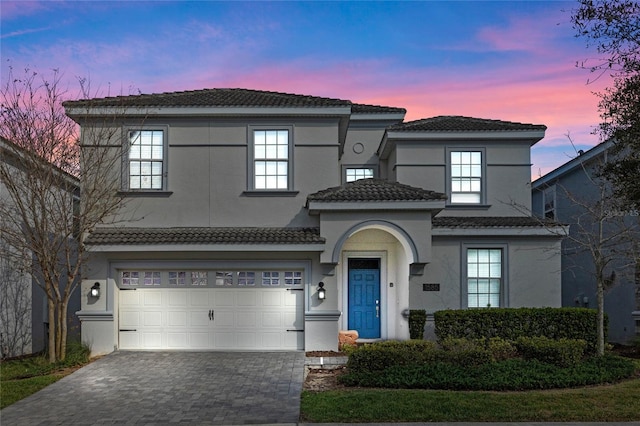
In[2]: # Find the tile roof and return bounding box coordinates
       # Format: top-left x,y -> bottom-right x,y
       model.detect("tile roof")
307,179 -> 447,203
84,227 -> 325,246
63,88 -> 405,113
432,216 -> 561,228
387,116 -> 547,132
351,103 -> 406,114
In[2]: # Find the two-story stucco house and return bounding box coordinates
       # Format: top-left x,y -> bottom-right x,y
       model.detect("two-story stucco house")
532,141 -> 640,343
64,89 -> 564,355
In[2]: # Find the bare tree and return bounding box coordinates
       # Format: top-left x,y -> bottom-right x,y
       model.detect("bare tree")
529,137 -> 640,355
0,66 -> 136,362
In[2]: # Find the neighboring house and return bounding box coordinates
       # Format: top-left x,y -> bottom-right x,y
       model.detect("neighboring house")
532,141 -> 640,344
63,89 -> 564,355
0,137 -> 81,358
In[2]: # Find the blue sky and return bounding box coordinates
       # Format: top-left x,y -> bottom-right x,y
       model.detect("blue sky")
1,1 -> 611,178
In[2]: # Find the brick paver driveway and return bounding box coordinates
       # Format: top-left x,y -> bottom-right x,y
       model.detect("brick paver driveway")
1,351 -> 304,425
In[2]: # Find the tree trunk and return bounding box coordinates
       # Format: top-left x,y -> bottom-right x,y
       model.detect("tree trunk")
47,298 -> 56,363
596,275 -> 605,356
58,299 -> 68,361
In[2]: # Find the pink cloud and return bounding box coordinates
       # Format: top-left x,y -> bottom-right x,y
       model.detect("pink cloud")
0,1 -> 49,20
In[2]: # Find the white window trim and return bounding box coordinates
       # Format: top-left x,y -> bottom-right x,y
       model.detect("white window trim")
342,165 -> 378,183
446,147 -> 486,206
122,125 -> 169,192
461,243 -> 508,308
247,125 -> 294,192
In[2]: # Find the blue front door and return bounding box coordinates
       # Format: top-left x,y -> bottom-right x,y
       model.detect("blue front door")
348,258 -> 381,339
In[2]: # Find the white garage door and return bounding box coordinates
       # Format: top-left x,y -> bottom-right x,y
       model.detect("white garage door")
117,270 -> 304,350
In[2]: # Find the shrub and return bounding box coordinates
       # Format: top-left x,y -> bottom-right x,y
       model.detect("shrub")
339,354 -> 636,390
434,307 -> 604,354
346,340 -> 438,374
516,336 -> 587,367
408,309 -> 427,339
438,337 -> 493,366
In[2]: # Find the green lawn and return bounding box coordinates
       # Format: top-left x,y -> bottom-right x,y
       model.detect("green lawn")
1,342 -> 91,409
301,377 -> 640,422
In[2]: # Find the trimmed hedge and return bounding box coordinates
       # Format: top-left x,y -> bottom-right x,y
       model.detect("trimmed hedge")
339,355 -> 636,391
516,336 -> 587,367
434,307 -> 605,354
346,340 -> 439,374
408,310 -> 427,339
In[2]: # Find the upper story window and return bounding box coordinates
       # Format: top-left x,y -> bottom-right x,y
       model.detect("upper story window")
345,167 -> 374,182
127,130 -> 166,190
449,150 -> 484,204
251,129 -> 292,190
543,186 -> 556,220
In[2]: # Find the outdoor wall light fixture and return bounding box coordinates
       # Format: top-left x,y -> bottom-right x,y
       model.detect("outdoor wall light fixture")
90,282 -> 100,298
317,282 -> 326,300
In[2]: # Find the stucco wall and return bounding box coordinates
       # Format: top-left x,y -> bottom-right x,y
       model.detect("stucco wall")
413,237 -> 562,313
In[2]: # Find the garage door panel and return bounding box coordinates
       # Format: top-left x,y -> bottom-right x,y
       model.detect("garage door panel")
119,332 -> 139,349
285,331 -> 303,349
168,291 -> 188,306
143,311 -> 163,327
214,332 -> 235,348
262,291 -> 282,306
190,332 -> 210,348
236,312 -> 257,327
214,311 -> 235,327
143,332 -> 162,348
190,311 -> 209,327
284,291 -> 302,307
143,291 -> 162,306
215,290 -> 236,307
119,285 -> 303,350
120,291 -> 141,306
236,332 -> 257,348
119,311 -> 140,327
167,311 -> 187,327
190,290 -> 210,307
167,332 -> 187,348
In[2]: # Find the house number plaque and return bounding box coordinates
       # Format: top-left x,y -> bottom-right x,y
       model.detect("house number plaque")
422,283 -> 440,291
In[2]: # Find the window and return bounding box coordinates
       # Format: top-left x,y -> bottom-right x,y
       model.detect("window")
450,150 -> 483,204
215,272 -> 233,286
238,271 -> 256,286
190,271 -> 208,286
345,168 -> 374,182
467,248 -> 502,308
127,130 -> 165,190
252,129 -> 291,190
262,271 -> 280,286
169,271 -> 187,286
543,186 -> 556,220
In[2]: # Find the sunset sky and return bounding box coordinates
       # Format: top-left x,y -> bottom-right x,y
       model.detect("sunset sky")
1,0 -> 613,179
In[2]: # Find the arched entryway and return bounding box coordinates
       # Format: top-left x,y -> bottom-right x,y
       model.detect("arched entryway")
336,223 -> 415,341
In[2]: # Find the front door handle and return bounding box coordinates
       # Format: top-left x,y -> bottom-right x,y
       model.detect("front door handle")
375,299 -> 380,318
208,309 -> 212,321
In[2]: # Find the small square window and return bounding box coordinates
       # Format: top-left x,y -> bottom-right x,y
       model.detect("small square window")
262,271 -> 280,286
238,271 -> 256,286
122,271 -> 139,286
169,271 -> 186,286
190,272 -> 208,286
143,271 -> 161,286
215,272 -> 233,286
